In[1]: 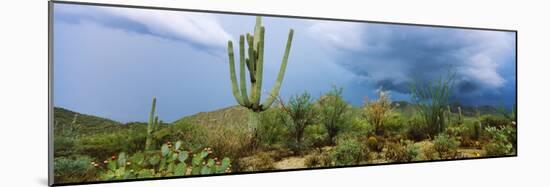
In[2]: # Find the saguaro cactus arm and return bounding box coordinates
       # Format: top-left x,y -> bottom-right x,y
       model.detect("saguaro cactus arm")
228,41 -> 245,106
261,29 -> 294,110
239,35 -> 251,107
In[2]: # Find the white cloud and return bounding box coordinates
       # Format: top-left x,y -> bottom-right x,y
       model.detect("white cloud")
99,7 -> 232,48
307,21 -> 364,50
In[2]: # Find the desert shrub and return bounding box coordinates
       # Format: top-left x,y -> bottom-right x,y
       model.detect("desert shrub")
240,152 -> 276,171
305,152 -> 332,168
279,91 -> 318,155
433,134 -> 460,159
363,90 -> 394,136
304,123 -> 329,152
406,115 -> 429,141
54,156 -> 97,183
330,137 -> 366,166
207,123 -> 253,159
409,71 -> 456,135
54,136 -> 75,157
384,113 -> 406,136
483,126 -> 514,156
156,121 -> 208,151
75,132 -> 138,159
422,145 -> 439,160
349,118 -> 374,138
480,115 -> 512,129
385,140 -> 419,162
318,86 -> 352,145
257,108 -> 288,148
365,136 -> 384,152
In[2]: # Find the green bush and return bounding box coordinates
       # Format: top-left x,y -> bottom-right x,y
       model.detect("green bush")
257,108 -> 288,148
406,116 -> 429,141
54,156 -> 97,183
318,86 -> 352,145
433,134 -> 459,159
280,92 -> 318,155
54,137 -> 75,157
304,123 -> 329,152
483,126 -> 514,156
330,138 -> 366,166
349,118 -> 374,138
155,121 -> 208,151
384,113 -> 406,136
480,115 -> 512,129
75,132 -> 143,159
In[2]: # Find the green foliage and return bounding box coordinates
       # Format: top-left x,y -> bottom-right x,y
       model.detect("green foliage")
54,156 -> 97,183
54,136 -> 75,157
406,115 -> 429,141
99,141 -> 231,180
385,140 -> 420,162
363,90 -> 393,135
349,117 -> 374,138
257,108 -> 288,148
304,123 -> 329,152
409,71 -> 456,135
433,134 -> 460,159
75,129 -> 147,159
384,113 -> 406,136
227,16 -> 295,130
330,137 -> 366,166
279,92 -> 317,155
318,86 -> 352,145
483,126 -> 514,156
155,121 -> 208,151
480,115 -> 512,129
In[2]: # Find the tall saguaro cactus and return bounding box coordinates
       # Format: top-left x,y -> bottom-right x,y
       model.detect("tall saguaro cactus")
227,16 -> 294,130
145,97 -> 161,151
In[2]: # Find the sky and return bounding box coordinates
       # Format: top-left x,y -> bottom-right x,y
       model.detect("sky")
53,4 -> 516,123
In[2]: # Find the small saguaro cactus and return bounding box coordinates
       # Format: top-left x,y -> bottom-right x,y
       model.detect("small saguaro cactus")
145,97 -> 161,151
227,16 -> 294,130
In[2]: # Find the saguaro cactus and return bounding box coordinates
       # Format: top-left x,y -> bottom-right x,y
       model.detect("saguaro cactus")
227,16 -> 294,130
145,97 -> 161,151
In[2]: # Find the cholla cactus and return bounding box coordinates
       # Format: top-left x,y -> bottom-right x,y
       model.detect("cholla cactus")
145,97 -> 161,151
227,16 -> 294,130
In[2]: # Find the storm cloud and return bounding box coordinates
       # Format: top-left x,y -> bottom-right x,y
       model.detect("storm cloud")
309,21 -> 516,106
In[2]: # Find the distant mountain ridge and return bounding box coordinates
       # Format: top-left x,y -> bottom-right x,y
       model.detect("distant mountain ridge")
54,101 -> 501,130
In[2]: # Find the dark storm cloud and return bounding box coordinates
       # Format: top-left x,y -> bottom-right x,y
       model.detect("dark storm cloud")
309,21 -> 516,106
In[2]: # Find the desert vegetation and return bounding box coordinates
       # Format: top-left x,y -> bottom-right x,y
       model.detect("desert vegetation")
53,16 -> 517,184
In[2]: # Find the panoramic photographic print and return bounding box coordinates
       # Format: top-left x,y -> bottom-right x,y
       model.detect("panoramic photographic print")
51,2 -> 517,185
